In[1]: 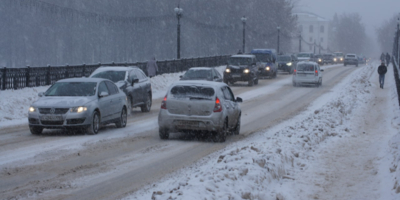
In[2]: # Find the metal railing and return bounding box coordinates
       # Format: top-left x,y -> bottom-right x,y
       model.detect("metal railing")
392,23 -> 400,106
0,55 -> 230,90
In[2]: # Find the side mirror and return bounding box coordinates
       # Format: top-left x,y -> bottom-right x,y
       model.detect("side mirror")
179,75 -> 183,79
38,92 -> 44,97
131,78 -> 139,86
320,69 -> 324,72
99,91 -> 109,98
236,97 -> 243,103
214,76 -> 219,79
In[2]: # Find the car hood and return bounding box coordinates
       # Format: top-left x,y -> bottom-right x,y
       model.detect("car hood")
32,96 -> 96,108
229,65 -> 249,69
297,57 -> 310,60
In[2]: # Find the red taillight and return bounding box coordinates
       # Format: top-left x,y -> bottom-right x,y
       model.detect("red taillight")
293,69 -> 297,75
161,95 -> 167,109
315,70 -> 318,76
213,97 -> 222,112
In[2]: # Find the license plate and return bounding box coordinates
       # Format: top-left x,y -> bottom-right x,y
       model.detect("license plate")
40,115 -> 63,121
176,121 -> 199,127
232,75 -> 241,78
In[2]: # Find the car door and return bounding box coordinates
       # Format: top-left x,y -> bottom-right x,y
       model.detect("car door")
135,69 -> 148,103
97,81 -> 112,122
105,81 -> 122,120
127,69 -> 142,106
213,68 -> 222,82
221,86 -> 238,128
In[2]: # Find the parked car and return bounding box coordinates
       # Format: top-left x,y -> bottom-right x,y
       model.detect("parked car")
292,61 -> 324,87
297,52 -> 315,62
223,54 -> 259,86
322,54 -> 335,64
180,67 -> 223,82
334,52 -> 344,63
344,54 -> 358,66
28,78 -> 128,135
276,54 -> 295,74
158,81 -> 242,142
251,49 -> 278,78
89,66 -> 152,112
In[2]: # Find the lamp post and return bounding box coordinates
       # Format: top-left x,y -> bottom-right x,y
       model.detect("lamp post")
277,26 -> 281,54
241,16 -> 247,53
299,31 -> 302,52
174,5 -> 183,59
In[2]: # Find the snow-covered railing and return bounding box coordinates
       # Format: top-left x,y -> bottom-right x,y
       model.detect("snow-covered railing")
392,28 -> 400,106
0,55 -> 230,90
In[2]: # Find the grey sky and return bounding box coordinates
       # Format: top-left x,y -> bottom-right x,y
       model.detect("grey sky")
297,0 -> 400,38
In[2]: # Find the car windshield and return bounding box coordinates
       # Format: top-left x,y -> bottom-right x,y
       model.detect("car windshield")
277,56 -> 291,62
346,55 -> 356,58
170,85 -> 215,100
91,71 -> 126,82
253,54 -> 272,62
183,69 -> 212,79
297,53 -> 311,57
323,54 -> 333,58
228,57 -> 253,65
297,64 -> 315,71
45,82 -> 97,96
335,53 -> 344,57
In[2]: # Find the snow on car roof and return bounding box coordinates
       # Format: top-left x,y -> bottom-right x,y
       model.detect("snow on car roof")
170,80 -> 227,88
231,55 -> 255,58
93,66 -> 138,72
188,67 -> 213,70
297,61 -> 317,65
57,77 -> 107,83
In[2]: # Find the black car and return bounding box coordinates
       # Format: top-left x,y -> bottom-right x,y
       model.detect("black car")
344,54 -> 359,67
315,54 -> 324,65
89,66 -> 152,112
223,55 -> 259,86
180,67 -> 223,82
322,54 -> 335,64
276,55 -> 295,74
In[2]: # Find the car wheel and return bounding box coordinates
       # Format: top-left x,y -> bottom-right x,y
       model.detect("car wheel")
232,114 -> 241,135
254,78 -> 259,85
141,93 -> 152,112
344,64 -> 347,66
213,120 -> 227,142
87,111 -> 100,135
248,78 -> 254,86
159,128 -> 169,140
30,126 -> 43,135
115,107 -> 127,128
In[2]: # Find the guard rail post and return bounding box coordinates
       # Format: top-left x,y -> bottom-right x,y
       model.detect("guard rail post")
46,65 -> 51,85
26,66 -> 30,88
1,67 -> 6,90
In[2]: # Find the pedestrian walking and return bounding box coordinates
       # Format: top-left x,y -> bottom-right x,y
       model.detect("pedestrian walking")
146,56 -> 158,78
377,61 -> 388,89
380,53 -> 385,63
386,53 -> 391,66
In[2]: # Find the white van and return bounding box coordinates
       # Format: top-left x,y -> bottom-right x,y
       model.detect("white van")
292,61 -> 324,87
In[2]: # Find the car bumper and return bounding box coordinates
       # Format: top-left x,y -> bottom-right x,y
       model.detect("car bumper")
344,60 -> 358,64
158,110 -> 224,132
224,73 -> 254,81
277,64 -> 291,71
28,111 -> 91,129
293,76 -> 320,84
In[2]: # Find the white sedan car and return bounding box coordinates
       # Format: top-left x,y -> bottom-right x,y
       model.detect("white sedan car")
158,81 -> 242,142
292,61 -> 324,87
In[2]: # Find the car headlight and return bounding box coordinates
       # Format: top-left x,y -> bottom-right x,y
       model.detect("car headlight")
318,59 -> 322,62
70,106 -> 88,113
334,58 -> 337,61
265,66 -> 270,71
225,68 -> 231,73
243,69 -> 250,73
340,58 -> 343,61
29,106 -> 36,112
287,62 -> 292,66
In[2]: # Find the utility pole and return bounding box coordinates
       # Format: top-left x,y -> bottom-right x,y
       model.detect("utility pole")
299,33 -> 302,52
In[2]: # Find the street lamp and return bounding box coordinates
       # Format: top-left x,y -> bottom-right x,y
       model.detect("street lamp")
241,16 -> 247,53
298,30 -> 302,52
277,26 -> 281,54
174,5 -> 183,59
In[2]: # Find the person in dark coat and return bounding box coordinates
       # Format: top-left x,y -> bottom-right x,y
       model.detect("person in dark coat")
380,53 -> 385,63
386,53 -> 391,66
146,56 -> 158,78
377,61 -> 388,89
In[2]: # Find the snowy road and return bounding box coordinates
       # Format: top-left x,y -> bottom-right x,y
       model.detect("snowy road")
2,63 -> 396,200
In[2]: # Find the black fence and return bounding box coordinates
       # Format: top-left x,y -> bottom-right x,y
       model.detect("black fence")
392,24 -> 400,106
0,55 -> 230,90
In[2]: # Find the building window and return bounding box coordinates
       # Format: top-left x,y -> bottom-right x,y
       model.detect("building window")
320,26 -> 324,33
309,25 -> 313,33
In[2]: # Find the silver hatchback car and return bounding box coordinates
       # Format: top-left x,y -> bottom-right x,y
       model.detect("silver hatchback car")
158,81 -> 242,142
28,78 -> 128,135
292,61 -> 324,87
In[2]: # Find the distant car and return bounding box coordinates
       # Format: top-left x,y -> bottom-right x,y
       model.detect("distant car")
223,54 -> 259,86
292,61 -> 324,87
180,67 -> 223,82
158,81 -> 243,142
322,54 -> 335,64
276,54 -> 295,74
89,66 -> 152,112
28,78 -> 128,135
297,52 -> 315,62
251,49 -> 278,78
344,54 -> 358,66
358,55 -> 366,64
315,54 -> 324,65
334,52 -> 344,63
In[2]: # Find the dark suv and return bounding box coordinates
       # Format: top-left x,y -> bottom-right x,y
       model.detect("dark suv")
89,66 -> 152,112
223,55 -> 259,86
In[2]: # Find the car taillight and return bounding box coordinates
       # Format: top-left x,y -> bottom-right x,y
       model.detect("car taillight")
293,69 -> 297,75
161,95 -> 167,109
213,97 -> 222,112
315,70 -> 318,76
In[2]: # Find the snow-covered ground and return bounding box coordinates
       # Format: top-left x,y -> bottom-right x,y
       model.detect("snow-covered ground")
1,63 -> 399,199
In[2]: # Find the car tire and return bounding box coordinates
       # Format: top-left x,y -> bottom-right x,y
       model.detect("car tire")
254,78 -> 259,85
344,64 -> 347,66
140,93 -> 152,112
115,107 -> 127,128
232,115 -> 241,135
30,126 -> 43,135
248,78 -> 254,87
87,111 -> 100,135
213,120 -> 227,142
159,128 -> 169,140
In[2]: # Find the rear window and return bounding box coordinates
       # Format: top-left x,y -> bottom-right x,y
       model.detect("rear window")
297,53 -> 311,57
170,85 -> 215,100
346,55 -> 356,58
296,64 -> 315,71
